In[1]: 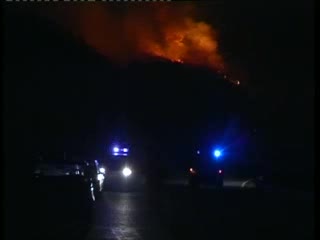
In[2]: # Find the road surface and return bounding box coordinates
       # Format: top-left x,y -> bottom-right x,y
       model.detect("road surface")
8,179 -> 314,240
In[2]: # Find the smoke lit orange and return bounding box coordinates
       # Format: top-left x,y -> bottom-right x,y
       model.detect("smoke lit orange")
140,17 -> 224,70
41,3 -> 225,72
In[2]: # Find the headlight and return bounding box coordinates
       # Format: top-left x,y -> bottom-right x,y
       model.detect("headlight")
122,167 -> 132,177
97,173 -> 105,181
99,167 -> 105,174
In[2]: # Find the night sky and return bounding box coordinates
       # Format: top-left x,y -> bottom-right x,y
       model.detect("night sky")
3,1 -> 314,178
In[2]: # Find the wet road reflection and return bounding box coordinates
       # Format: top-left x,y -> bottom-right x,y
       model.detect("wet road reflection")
20,181 -> 313,240
85,186 -> 313,240
87,192 -> 172,240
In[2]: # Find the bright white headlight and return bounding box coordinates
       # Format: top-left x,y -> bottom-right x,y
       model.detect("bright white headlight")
99,167 -> 105,174
97,173 -> 105,181
122,167 -> 132,177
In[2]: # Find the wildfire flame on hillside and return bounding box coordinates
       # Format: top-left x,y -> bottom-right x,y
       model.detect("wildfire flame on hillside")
42,3 -> 226,72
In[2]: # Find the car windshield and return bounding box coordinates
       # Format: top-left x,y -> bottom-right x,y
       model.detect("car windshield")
34,162 -> 84,176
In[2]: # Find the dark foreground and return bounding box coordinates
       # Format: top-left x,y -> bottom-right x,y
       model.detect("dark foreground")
6,182 -> 314,240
